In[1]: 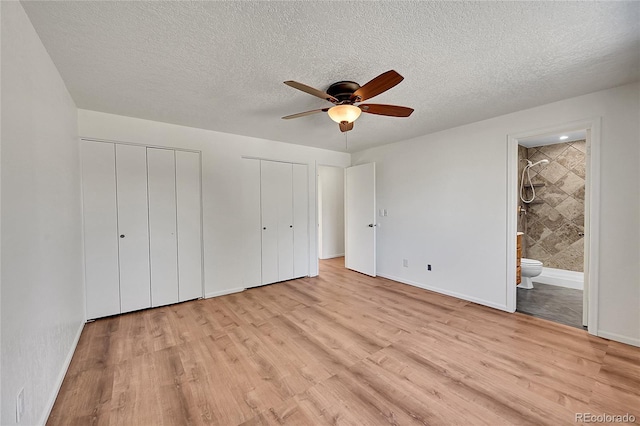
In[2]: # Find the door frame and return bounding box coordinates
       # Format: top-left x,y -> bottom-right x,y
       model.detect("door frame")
506,117 -> 601,335
314,163 -> 347,275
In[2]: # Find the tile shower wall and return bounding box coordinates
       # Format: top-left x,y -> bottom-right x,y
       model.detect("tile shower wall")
519,140 -> 586,272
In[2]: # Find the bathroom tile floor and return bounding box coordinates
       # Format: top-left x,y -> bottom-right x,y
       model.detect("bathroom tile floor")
517,282 -> 584,329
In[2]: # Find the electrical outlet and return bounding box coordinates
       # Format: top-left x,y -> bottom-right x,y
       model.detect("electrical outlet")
16,387 -> 24,423
427,264 -> 432,271
403,259 -> 409,267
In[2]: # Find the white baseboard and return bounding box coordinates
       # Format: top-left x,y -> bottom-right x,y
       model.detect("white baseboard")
376,272 -> 510,313
38,320 -> 85,425
596,330 -> 640,348
319,252 -> 345,260
205,287 -> 245,299
533,267 -> 584,290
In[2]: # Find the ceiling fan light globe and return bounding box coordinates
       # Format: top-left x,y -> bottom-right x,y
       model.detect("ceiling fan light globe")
328,105 -> 361,124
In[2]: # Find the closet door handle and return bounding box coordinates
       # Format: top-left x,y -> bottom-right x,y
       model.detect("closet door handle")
290,225 -> 293,228
120,234 -> 125,238
263,227 -> 267,230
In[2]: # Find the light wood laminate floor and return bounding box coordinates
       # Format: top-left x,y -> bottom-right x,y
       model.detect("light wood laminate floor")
48,258 -> 640,425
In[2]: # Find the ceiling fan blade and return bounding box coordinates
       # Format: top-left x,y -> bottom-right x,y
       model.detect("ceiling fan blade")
339,121 -> 354,132
284,81 -> 339,104
352,70 -> 404,102
282,108 -> 329,120
359,104 -> 414,117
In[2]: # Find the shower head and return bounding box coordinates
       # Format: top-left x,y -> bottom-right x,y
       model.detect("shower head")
527,159 -> 549,168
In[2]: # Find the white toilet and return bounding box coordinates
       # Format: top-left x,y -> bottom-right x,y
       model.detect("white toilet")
519,258 -> 543,289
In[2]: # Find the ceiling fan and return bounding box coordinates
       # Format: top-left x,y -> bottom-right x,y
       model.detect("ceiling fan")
282,70 -> 414,133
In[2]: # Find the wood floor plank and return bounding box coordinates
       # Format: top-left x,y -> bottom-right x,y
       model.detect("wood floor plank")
201,297 -> 251,330
251,319 -> 334,384
227,324 -> 312,399
459,303 -> 609,362
588,381 -> 640,423
287,304 -> 388,354
223,292 -> 279,326
245,284 -> 309,315
434,314 -> 603,377
262,314 -> 354,374
109,353 -> 159,425
417,321 -> 597,403
239,397 -> 321,426
48,257 -> 640,425
312,370 -> 434,425
47,365 -> 115,426
364,350 -> 506,425
381,343 -> 576,425
311,301 -> 411,344
189,336 -> 259,425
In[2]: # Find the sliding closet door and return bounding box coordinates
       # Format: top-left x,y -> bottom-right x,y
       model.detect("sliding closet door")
116,144 -> 151,313
176,150 -> 203,301
242,158 -> 262,288
261,161 -> 280,284
261,160 -> 294,283
248,159 -> 311,286
147,148 -> 179,307
292,164 -> 309,278
276,163 -> 294,282
81,141 -> 120,319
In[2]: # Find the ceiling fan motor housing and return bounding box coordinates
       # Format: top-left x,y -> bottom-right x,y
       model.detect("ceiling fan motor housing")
326,81 -> 361,103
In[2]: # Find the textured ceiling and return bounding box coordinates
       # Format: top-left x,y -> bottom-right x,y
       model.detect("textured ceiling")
22,1 -> 640,153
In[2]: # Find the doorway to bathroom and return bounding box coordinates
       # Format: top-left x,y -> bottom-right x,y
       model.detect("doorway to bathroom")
516,131 -> 587,328
507,119 -> 600,333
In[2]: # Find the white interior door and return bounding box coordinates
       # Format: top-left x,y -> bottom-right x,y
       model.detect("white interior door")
293,163 -> 309,278
147,148 -> 179,307
345,163 -> 376,276
176,150 -> 203,301
81,141 -> 121,319
116,144 -> 151,313
261,161 -> 280,284
242,158 -> 263,288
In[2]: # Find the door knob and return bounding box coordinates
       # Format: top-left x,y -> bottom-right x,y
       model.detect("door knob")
263,227 -> 266,230
368,224 -> 375,227
120,234 -> 125,238
290,225 -> 293,228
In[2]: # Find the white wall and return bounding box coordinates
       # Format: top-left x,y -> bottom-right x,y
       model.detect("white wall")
77,109 -> 351,297
352,83 -> 640,345
318,166 -> 345,259
0,1 -> 3,418
1,3 -> 85,425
